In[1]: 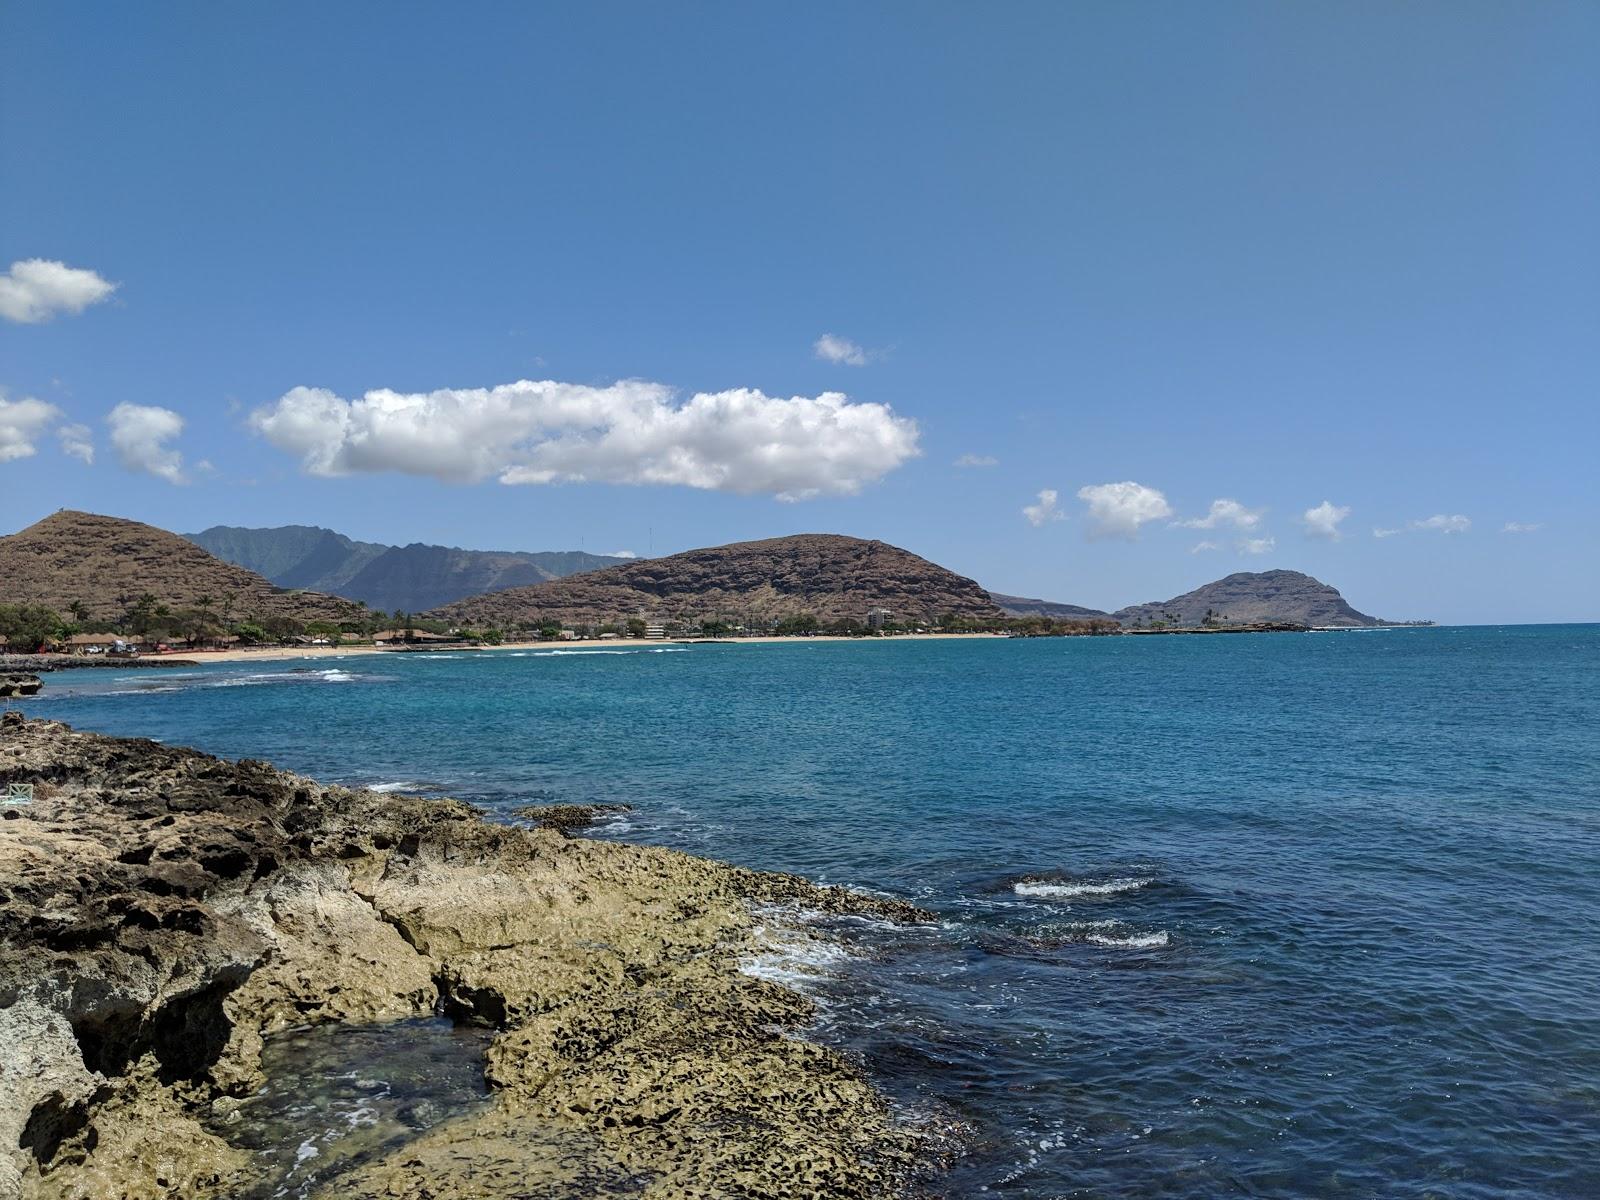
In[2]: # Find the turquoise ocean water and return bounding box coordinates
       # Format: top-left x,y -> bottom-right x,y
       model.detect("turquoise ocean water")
22,626 -> 1600,1198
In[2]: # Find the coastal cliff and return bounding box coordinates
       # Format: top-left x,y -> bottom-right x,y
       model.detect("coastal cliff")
0,716 -> 927,1199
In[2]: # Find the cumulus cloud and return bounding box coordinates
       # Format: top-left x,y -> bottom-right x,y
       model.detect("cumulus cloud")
0,392 -> 63,461
813,333 -> 870,366
1302,500 -> 1350,540
1238,536 -> 1275,556
954,454 -> 998,468
57,423 -> 94,464
1411,514 -> 1470,534
0,259 -> 118,324
1076,481 -> 1172,539
1190,540 -> 1220,553
1174,498 -> 1263,530
249,379 -> 919,501
107,403 -> 186,483
1022,489 -> 1065,527
1502,521 -> 1541,534
609,549 -> 639,559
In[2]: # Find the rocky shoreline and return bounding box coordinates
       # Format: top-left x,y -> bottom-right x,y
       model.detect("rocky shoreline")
0,715 -> 931,1199
0,655 -> 202,674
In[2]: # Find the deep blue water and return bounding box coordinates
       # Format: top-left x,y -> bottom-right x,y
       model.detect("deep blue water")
22,627 -> 1600,1199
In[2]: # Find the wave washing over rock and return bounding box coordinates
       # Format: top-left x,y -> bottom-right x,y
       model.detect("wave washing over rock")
0,713 -> 933,1199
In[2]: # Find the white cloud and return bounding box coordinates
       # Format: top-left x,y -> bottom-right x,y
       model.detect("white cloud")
1076,481 -> 1172,539
1238,536 -> 1275,556
1372,527 -> 1402,539
107,403 -> 187,484
1190,540 -> 1220,553
0,392 -> 63,461
1411,514 -> 1470,534
0,259 -> 118,324
250,379 -> 919,502
1174,498 -> 1264,530
608,549 -> 638,559
57,423 -> 94,464
1022,489 -> 1065,527
1302,500 -> 1350,540
954,454 -> 998,468
1502,521 -> 1541,534
813,333 -> 870,366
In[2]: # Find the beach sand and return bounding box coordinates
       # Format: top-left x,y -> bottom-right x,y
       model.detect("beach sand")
170,631 -> 1007,666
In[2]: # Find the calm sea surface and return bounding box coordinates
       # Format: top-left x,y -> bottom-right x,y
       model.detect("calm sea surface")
24,626 -> 1600,1198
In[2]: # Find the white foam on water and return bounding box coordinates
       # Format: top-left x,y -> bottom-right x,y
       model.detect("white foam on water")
1013,877 -> 1153,898
739,924 -> 855,990
367,781 -> 422,794
1086,930 -> 1170,949
317,669 -> 355,682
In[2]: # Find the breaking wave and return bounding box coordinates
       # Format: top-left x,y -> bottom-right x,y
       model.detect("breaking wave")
1013,877 -> 1153,899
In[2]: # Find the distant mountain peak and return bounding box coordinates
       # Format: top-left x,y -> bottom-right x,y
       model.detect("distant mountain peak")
1,511 -> 362,623
1112,568 -> 1385,627
185,525 -> 631,613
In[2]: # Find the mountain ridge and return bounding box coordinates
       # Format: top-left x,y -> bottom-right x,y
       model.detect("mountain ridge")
186,525 -> 628,613
431,533 -> 1004,627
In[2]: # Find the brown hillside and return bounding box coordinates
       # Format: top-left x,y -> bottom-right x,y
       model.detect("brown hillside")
0,510 -> 365,624
430,534 -> 1003,627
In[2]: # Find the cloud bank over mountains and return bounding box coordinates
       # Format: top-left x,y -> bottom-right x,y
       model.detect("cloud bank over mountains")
249,379 -> 920,501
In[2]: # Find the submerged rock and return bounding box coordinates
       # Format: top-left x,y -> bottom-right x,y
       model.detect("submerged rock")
513,801 -> 634,835
0,717 -> 928,1199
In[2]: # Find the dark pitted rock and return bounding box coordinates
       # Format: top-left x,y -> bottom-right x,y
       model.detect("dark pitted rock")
0,674 -> 41,698
0,719 -> 930,1199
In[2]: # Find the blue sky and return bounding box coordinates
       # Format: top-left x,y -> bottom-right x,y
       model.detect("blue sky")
2,2 -> 1595,623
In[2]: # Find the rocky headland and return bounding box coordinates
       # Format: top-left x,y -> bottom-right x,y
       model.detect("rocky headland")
430,534 -> 1004,629
0,715 -> 929,1199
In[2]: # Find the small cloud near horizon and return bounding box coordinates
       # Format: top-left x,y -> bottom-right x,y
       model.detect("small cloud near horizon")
1022,489 -> 1065,527
0,258 -> 118,324
108,403 -> 187,484
813,333 -> 871,366
1238,536 -> 1275,556
58,423 -> 94,464
1174,498 -> 1263,530
1372,527 -> 1402,539
1411,514 -> 1471,534
1302,500 -> 1350,540
1502,521 -> 1541,534
608,549 -> 638,558
0,391 -> 64,461
953,454 -> 998,468
1077,481 -> 1172,539
1190,540 -> 1220,553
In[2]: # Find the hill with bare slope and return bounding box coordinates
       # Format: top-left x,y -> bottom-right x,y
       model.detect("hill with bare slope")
430,534 -> 1003,628
0,511 -> 365,624
1112,569 -> 1387,627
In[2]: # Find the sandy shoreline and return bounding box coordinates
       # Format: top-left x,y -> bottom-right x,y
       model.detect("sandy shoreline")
146,631 -> 1009,666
